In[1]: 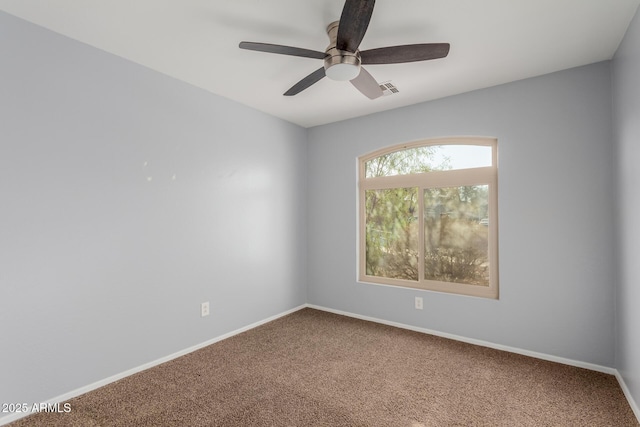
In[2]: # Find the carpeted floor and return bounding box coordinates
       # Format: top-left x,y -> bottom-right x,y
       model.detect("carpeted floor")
9,308 -> 639,426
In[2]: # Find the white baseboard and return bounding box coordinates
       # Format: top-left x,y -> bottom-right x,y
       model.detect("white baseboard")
616,371 -> 640,422
0,304 -> 307,426
306,304 -> 639,424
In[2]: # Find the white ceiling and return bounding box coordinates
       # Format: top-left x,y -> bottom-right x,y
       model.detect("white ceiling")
1,1 -> 639,128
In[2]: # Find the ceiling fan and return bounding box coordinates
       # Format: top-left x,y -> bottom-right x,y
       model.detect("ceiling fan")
239,0 -> 450,99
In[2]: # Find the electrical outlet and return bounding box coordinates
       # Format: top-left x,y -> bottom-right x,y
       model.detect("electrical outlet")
415,296 -> 423,310
201,301 -> 210,317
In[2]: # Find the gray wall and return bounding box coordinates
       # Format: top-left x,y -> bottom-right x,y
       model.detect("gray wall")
613,5 -> 640,412
307,62 -> 616,367
0,11 -> 307,415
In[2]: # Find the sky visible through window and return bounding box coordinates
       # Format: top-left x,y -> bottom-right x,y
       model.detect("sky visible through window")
431,145 -> 492,170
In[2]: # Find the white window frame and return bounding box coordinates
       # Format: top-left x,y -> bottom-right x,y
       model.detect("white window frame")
358,136 -> 499,299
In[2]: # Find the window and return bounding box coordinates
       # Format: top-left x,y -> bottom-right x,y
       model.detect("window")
358,137 -> 499,299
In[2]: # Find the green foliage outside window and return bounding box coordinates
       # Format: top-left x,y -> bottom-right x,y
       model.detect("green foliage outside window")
423,186 -> 489,285
365,188 -> 419,280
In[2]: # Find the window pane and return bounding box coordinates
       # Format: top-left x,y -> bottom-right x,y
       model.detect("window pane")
365,145 -> 491,178
424,185 -> 489,286
365,146 -> 445,177
365,188 -> 418,281
432,145 -> 492,170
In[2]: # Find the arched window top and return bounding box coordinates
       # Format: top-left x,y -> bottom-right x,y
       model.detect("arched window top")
363,137 -> 496,178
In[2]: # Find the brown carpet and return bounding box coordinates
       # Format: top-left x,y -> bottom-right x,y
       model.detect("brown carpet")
10,308 -> 638,426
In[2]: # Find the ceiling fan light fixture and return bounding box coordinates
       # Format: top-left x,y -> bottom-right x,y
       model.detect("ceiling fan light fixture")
326,63 -> 360,81
324,47 -> 361,81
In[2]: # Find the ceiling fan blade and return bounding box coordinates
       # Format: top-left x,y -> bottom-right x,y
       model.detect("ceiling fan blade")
337,0 -> 375,52
350,67 -> 383,100
284,67 -> 326,96
361,43 -> 450,64
239,42 -> 327,60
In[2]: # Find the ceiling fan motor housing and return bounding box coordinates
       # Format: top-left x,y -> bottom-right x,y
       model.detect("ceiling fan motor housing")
324,21 -> 361,81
